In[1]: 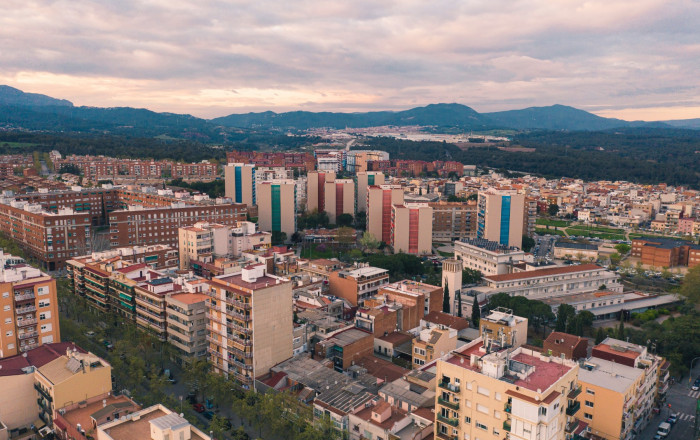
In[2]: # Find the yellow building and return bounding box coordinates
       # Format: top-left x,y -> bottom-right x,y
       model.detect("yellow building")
412,327 -> 457,368
0,263 -> 61,358
306,171 -> 336,213
434,339 -> 580,440
0,342 -> 111,433
206,264 -> 293,387
96,404 -> 211,440
479,308 -> 529,349
477,190 -> 525,249
367,184 -> 404,244
575,357 -> 645,440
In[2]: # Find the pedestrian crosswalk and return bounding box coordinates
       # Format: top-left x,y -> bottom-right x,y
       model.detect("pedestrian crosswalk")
678,412 -> 696,421
687,389 -> 700,399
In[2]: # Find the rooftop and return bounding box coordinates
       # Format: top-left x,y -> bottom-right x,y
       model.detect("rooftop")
167,292 -> 208,305
60,395 -> 137,435
422,311 -> 469,331
98,404 -> 209,440
340,265 -> 389,279
578,357 -> 643,393
0,342 -> 86,377
456,237 -> 522,253
484,263 -> 603,283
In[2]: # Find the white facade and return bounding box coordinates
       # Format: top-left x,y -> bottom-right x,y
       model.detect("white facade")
454,238 -> 527,276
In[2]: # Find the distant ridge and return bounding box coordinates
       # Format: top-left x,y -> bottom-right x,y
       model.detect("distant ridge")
0,84 -> 691,134
0,85 -> 73,107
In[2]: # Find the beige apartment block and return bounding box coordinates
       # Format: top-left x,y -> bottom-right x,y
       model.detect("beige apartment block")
306,171 -> 335,213
477,190 -> 525,249
96,404 -> 211,440
0,343 -> 112,433
166,292 -> 209,364
206,264 -> 293,387
0,263 -> 60,358
178,223 -> 215,270
391,203 -> 433,255
367,184 -> 404,244
412,327 -> 457,368
434,339 -> 579,440
324,179 -> 355,224
328,264 -> 390,306
224,163 -> 256,207
356,171 -> 385,213
257,179 -> 297,238
479,308 -> 529,349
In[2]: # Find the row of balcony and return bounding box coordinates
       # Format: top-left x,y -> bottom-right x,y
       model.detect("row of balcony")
438,381 -> 460,393
14,292 -> 35,302
435,432 -> 457,440
437,397 -> 459,411
19,330 -> 39,340
436,414 -> 458,427
17,318 -> 38,327
207,291 -> 251,310
15,305 -> 37,314
34,383 -> 53,401
206,314 -> 252,334
566,401 -> 581,416
20,342 -> 38,352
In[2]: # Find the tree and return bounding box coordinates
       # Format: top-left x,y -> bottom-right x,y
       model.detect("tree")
336,213 -> 354,227
336,226 -> 355,247
595,327 -> 606,344
210,414 -> 230,440
471,296 -> 480,328
359,232 -> 380,251
614,243 -> 631,255
354,211 -> 367,231
443,282 -> 450,313
548,203 -> 559,216
660,267 -> 672,280
456,290 -> 462,318
555,304 -> 576,332
271,231 -> 287,245
680,264 -> 700,303
521,235 -> 535,252
462,268 -> 482,284
230,427 -> 250,440
609,252 -> 621,267
617,318 -> 625,339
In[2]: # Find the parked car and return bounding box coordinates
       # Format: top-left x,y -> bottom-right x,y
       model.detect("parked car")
192,403 -> 205,413
692,378 -> 700,391
656,422 -> 671,438
666,413 -> 678,425
202,411 -> 215,420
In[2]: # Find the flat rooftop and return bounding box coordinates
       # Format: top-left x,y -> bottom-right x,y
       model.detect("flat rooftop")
484,263 -> 603,283
578,357 -> 643,393
215,273 -> 288,291
341,266 -> 389,278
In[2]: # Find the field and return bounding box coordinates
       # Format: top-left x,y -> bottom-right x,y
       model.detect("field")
535,218 -> 571,228
567,225 -> 625,241
0,141 -> 39,149
535,227 -> 566,236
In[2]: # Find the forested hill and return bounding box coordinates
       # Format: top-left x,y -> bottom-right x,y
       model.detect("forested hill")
359,128 -> 700,188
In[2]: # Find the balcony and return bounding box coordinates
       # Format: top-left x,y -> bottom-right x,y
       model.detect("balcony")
503,420 -> 511,431
568,385 -> 582,399
566,401 -> 581,416
437,414 -> 459,427
19,330 -> 38,340
504,402 -> 512,413
436,432 -> 457,440
566,420 -> 579,433
17,318 -> 38,327
34,383 -> 52,401
14,292 -> 35,302
658,382 -> 669,395
20,342 -> 38,352
438,382 -> 460,393
230,358 -> 254,370
16,305 -> 37,314
438,397 -> 459,411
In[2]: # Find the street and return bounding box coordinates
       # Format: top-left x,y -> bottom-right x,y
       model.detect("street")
637,379 -> 697,440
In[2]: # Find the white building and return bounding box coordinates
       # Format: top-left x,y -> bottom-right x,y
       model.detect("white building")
454,238 -> 529,276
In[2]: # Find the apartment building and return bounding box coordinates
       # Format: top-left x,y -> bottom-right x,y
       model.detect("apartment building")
170,161 -> 217,181
477,190 -> 525,249
255,166 -> 293,183
434,338 -> 580,440
429,200 -> 477,243
306,171 -> 335,213
0,261 -> 60,358
356,171 -> 385,213
224,163 -> 256,207
328,264 -> 390,306
257,179 -> 297,237
179,221 -> 271,270
391,203 -> 433,255
226,150 -> 315,171
206,264 -> 293,387
165,292 -> 208,364
367,185 -> 404,244
346,150 -> 390,173
96,404 -> 211,440
324,178 -> 355,224
108,201 -> 247,249
479,308 -> 529,349
412,327 -> 457,368
0,343 -> 111,433
454,238 -> 528,276
543,331 -> 588,360
378,280 -> 443,323
476,264 -> 622,301
553,242 -> 599,261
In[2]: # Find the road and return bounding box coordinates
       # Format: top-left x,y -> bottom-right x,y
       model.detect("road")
533,235 -> 557,260
637,379 -> 698,440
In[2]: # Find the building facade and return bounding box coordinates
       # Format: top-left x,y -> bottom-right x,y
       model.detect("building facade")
306,171 -> 336,213
324,179 -> 355,224
477,190 -> 525,249
366,185 -> 404,244
224,163 -> 256,207
257,179 -> 297,237
391,203 -> 433,255
356,172 -> 385,213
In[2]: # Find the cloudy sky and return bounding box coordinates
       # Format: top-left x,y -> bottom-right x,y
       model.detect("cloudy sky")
2,0 -> 700,120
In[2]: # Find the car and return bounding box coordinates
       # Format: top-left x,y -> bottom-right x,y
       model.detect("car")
202,411 -> 215,420
693,378 -> 700,391
656,422 -> 671,438
85,331 -> 96,337
192,403 -> 205,413
666,413 -> 678,425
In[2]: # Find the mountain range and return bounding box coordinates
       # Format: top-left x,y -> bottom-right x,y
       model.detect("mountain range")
1,85 -> 696,137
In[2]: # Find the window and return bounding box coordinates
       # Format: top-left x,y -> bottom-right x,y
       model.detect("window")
2,291 -> 8,298
539,407 -> 547,416
585,401 -> 594,408
477,386 -> 490,396
476,421 -> 488,430
586,388 -> 595,395
3,305 -> 9,312
584,413 -> 593,420
4,318 -> 11,324
464,416 -> 471,424
39,300 -> 50,308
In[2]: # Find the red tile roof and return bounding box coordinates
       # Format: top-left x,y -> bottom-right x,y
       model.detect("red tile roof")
423,311 -> 469,330
0,343 -> 86,376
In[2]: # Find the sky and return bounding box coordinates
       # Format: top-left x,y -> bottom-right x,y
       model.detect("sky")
2,0 -> 700,120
